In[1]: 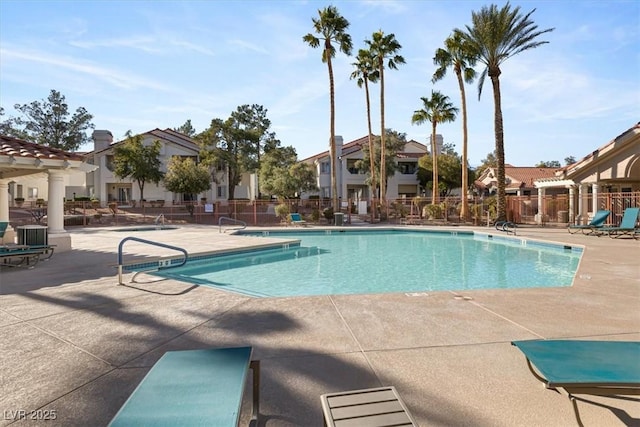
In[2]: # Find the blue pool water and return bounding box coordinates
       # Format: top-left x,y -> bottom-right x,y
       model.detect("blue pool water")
150,230 -> 582,298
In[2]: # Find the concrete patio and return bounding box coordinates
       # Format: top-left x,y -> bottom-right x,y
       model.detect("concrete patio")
1,225 -> 638,426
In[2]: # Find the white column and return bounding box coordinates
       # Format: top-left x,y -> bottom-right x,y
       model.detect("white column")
568,185 -> 576,224
536,188 -> 545,225
577,184 -> 586,224
0,180 -> 9,223
592,183 -> 599,214
47,170 -> 66,234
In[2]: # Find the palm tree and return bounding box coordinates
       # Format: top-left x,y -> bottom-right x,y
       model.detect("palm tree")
350,48 -> 379,221
365,30 -> 405,208
459,2 -> 553,221
432,30 -> 477,222
411,91 -> 458,205
303,6 -> 352,213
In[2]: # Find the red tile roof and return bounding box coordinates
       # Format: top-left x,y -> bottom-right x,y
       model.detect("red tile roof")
0,134 -> 85,161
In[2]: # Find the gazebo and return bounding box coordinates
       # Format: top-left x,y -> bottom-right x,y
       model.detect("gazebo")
0,135 -> 98,252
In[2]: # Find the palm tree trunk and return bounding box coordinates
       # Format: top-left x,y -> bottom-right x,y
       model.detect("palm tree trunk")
490,74 -> 506,221
431,122 -> 438,205
364,79 -> 377,222
379,64 -> 386,210
457,70 -> 469,221
327,56 -> 339,213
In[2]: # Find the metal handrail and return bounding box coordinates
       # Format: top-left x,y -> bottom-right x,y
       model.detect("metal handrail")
117,236 -> 188,285
218,216 -> 247,233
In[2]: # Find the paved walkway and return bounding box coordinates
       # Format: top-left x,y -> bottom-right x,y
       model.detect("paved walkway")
1,225 -> 638,426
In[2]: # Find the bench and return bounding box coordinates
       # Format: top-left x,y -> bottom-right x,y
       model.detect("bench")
321,386 -> 417,426
109,347 -> 259,427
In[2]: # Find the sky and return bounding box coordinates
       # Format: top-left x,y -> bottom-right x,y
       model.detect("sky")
1,0 -> 638,167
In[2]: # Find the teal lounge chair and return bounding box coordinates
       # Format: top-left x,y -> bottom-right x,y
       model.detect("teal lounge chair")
288,213 -> 308,227
0,221 -> 8,244
512,340 -> 640,425
596,207 -> 639,239
567,210 -> 610,235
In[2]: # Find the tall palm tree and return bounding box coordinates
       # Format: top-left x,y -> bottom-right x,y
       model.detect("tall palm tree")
350,48 -> 379,221
365,30 -> 404,208
411,90 -> 458,205
432,30 -> 477,222
459,2 -> 553,221
303,6 -> 352,213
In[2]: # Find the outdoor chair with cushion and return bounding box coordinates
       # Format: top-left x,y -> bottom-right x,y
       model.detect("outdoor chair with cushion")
567,210 -> 610,234
512,339 -> 640,426
595,207 -> 639,239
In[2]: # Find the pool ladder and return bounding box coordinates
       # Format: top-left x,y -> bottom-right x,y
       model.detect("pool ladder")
117,236 -> 188,285
218,216 -> 247,233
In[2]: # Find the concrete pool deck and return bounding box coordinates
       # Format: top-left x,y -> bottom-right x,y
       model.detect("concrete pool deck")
1,225 -> 638,426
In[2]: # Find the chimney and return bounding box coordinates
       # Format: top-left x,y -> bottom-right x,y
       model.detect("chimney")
334,135 -> 344,159
430,134 -> 444,155
92,130 -> 113,152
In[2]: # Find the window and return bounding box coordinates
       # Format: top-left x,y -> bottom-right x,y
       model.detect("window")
321,187 -> 330,199
398,162 -> 416,174
217,185 -> 227,198
320,161 -> 330,174
28,187 -> 38,198
105,155 -> 115,172
347,159 -> 363,174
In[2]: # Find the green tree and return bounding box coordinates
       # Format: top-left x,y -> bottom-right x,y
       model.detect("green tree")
564,156 -> 576,165
460,2 -> 554,220
10,89 -> 94,151
433,30 -> 477,220
350,48 -> 379,221
112,131 -> 164,203
417,144 -> 473,197
259,146 -> 317,199
366,30 -> 405,205
163,156 -> 212,213
478,150 -> 498,171
411,90 -> 458,204
303,5 -> 352,213
174,119 -> 197,137
354,129 -> 408,192
535,160 -> 561,168
198,105 -> 279,200
0,107 -> 28,139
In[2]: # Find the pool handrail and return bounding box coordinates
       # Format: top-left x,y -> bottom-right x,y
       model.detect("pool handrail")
218,216 -> 247,233
117,236 -> 188,285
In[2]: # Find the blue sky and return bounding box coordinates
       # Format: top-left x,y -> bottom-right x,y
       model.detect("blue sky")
1,0 -> 638,167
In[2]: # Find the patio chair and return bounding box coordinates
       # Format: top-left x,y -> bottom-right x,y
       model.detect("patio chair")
0,245 -> 50,268
596,207 -> 639,239
512,339 -> 640,426
0,221 -> 8,244
288,213 -> 308,227
567,210 -> 610,234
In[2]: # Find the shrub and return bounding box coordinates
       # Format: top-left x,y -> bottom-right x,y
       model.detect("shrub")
274,204 -> 290,221
323,207 -> 334,221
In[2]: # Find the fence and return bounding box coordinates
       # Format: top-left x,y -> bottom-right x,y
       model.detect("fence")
9,192 -> 640,228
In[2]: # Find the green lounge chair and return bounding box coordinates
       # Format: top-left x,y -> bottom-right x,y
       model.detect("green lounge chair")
596,207 -> 639,239
512,340 -> 640,425
567,210 -> 610,234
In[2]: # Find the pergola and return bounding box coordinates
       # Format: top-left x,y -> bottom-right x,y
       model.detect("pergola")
0,135 -> 97,252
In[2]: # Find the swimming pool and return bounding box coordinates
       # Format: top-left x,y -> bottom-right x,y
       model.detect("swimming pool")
149,229 -> 582,298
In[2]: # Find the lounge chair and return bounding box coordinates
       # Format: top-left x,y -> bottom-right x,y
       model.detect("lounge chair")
567,210 -> 610,234
109,347 -> 260,427
0,244 -> 55,268
512,339 -> 640,426
288,213 -> 308,227
0,221 -> 8,244
596,207 -> 639,239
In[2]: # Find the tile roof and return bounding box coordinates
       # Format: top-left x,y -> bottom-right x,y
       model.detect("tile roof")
0,134 -> 85,161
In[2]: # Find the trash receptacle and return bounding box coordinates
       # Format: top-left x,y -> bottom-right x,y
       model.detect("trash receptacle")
558,210 -> 568,223
334,212 -> 344,226
17,225 -> 48,246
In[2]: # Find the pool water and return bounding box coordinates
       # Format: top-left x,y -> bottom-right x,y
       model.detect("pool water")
151,230 -> 582,298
